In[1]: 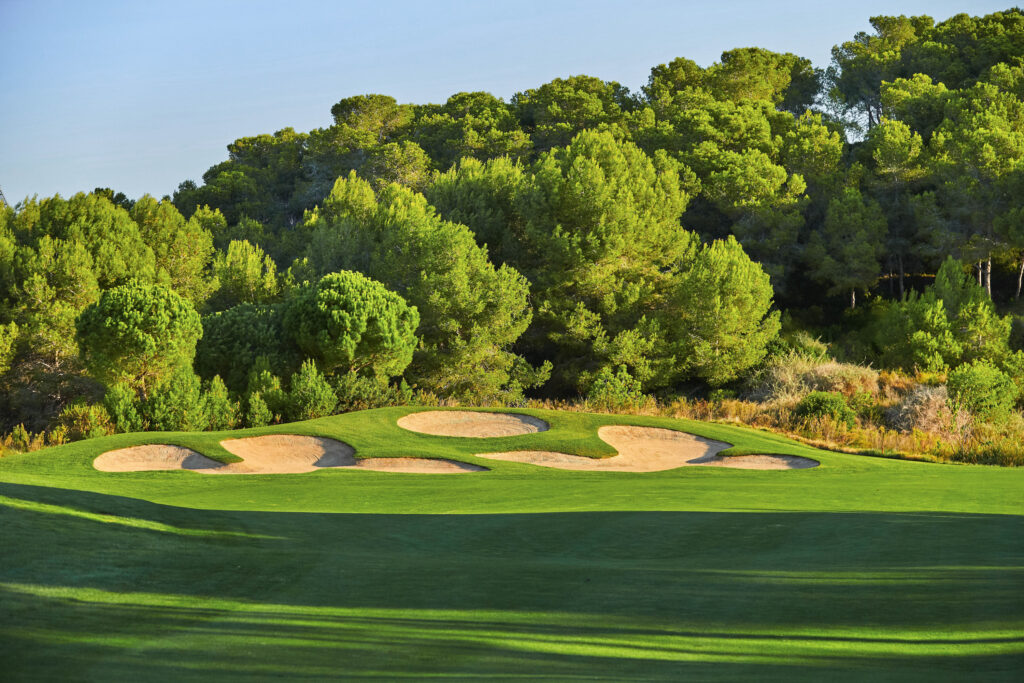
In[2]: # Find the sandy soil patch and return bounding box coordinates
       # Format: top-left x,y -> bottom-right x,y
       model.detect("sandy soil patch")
95,435 -> 486,474
93,445 -> 223,472
397,411 -> 549,437
353,457 -> 487,473
476,425 -> 818,471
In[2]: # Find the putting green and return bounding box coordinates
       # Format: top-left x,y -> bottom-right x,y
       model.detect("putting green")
1,406 -> 1022,680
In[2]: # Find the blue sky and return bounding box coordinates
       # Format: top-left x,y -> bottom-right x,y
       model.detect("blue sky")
0,1 -> 1013,202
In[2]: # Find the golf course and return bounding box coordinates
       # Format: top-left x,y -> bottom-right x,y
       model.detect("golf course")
2,406 -> 1022,680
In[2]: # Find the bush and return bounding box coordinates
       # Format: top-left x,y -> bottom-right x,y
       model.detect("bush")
142,368 -> 208,431
586,365 -> 645,410
946,360 -> 1017,423
794,391 -> 856,429
287,359 -> 337,421
104,382 -> 145,433
245,392 -> 274,428
750,354 -> 878,402
57,402 -> 114,441
886,385 -> 953,433
203,376 -> 239,430
332,372 -> 413,413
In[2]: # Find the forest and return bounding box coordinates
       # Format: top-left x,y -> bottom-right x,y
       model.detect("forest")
2,8 -> 1024,464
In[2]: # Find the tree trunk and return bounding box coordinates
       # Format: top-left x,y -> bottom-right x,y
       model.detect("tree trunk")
898,254 -> 905,299
977,260 -> 983,287
985,255 -> 992,299
1016,258 -> 1023,300
850,288 -> 856,310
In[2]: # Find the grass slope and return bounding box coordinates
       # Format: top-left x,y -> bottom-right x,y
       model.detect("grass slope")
1,407 -> 1022,680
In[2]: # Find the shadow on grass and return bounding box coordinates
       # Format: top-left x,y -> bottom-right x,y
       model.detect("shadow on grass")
2,482 -> 1023,681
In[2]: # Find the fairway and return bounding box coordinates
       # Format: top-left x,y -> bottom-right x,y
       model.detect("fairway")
2,407 -> 1023,680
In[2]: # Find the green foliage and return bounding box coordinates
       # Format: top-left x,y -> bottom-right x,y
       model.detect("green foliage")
286,359 -> 337,421
947,360 -> 1017,423
57,401 -> 114,441
794,391 -> 856,429
303,173 -> 537,401
141,367 -> 208,432
585,365 -> 644,410
130,196 -> 217,305
332,372 -> 414,413
103,382 -> 145,433
873,258 -> 1014,372
805,187 -> 887,307
208,239 -> 279,311
0,321 -> 17,375
517,129 -> 694,390
669,236 -> 781,386
195,303 -> 290,393
284,271 -> 419,379
203,376 -> 239,431
76,281 -> 202,395
245,392 -> 273,428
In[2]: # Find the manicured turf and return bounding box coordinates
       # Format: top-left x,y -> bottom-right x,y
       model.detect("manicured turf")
1,406 -> 1022,680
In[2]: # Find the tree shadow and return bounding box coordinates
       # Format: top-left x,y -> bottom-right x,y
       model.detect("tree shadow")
2,481 -> 1023,680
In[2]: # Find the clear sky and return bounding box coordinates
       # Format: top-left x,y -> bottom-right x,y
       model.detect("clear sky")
0,0 -> 1014,203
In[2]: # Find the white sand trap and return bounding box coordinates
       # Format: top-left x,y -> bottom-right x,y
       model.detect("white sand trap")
214,435 -> 357,474
397,410 -> 549,437
93,444 -> 223,472
477,425 -> 818,472
95,435 -> 485,475
353,457 -> 487,474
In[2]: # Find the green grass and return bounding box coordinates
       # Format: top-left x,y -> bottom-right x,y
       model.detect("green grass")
1,406 -> 1022,680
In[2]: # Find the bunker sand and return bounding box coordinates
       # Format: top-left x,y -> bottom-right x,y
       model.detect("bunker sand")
397,411 -> 549,437
477,425 -> 818,471
94,436 -> 486,474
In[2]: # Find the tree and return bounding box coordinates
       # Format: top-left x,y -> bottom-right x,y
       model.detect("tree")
806,187 -> 888,308
302,173 -> 540,400
76,281 -> 202,397
208,239 -> 280,311
513,75 -> 633,151
516,129 -> 694,390
284,270 -> 419,379
130,195 -> 217,304
194,303 -> 291,392
668,237 -> 781,385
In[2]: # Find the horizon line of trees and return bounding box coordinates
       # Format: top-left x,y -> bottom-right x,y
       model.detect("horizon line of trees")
2,7 -> 1024,437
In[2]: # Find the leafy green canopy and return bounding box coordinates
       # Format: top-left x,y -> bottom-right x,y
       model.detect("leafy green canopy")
76,281 -> 202,396
301,173 -> 541,401
284,270 -> 419,379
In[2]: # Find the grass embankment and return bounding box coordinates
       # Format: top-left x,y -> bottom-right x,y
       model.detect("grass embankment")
1,406 -> 1023,680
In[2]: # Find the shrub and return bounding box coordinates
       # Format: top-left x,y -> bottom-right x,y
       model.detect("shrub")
245,392 -> 274,428
332,372 -> 413,413
57,402 -> 114,441
886,385 -> 953,433
586,365 -> 645,410
794,391 -> 856,429
142,368 -> 208,431
946,360 -> 1017,423
287,359 -> 337,421
203,376 -> 239,430
104,382 -> 145,433
750,354 -> 878,401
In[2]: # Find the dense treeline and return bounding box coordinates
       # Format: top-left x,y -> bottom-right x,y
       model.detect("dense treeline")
2,9 -> 1024,457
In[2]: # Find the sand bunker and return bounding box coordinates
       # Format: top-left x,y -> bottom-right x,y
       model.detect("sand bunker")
397,411 -> 549,437
93,444 -> 223,472
95,435 -> 485,474
476,425 -> 818,472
